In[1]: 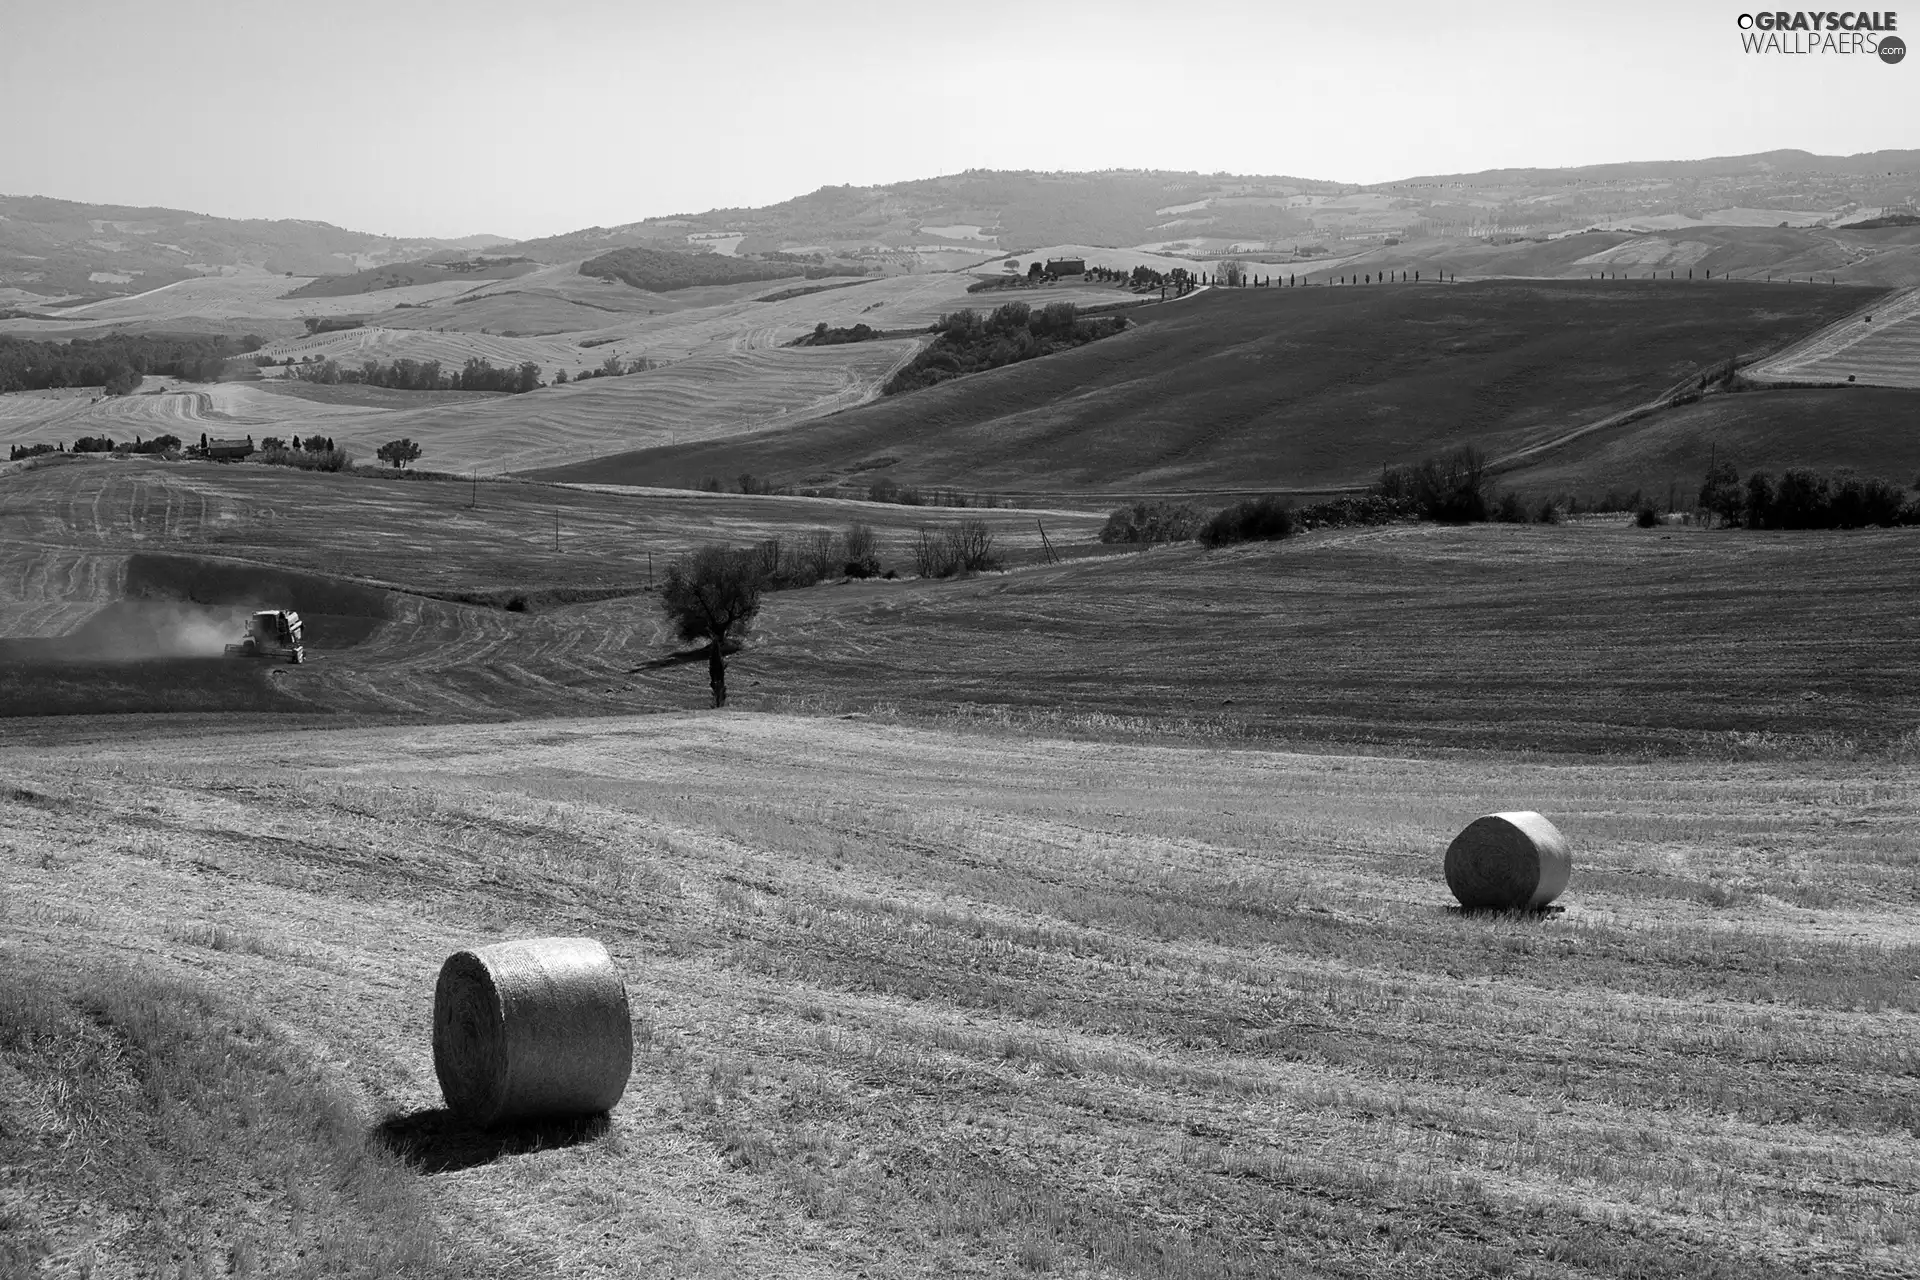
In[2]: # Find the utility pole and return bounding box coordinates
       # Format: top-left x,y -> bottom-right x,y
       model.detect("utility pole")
554,506 -> 560,553
470,468 -> 477,508
1036,519 -> 1057,564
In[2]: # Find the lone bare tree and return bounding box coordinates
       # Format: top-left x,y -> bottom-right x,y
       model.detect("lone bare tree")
659,545 -> 765,707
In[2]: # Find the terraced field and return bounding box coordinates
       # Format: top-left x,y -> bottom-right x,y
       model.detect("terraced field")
1748,285 -> 1920,387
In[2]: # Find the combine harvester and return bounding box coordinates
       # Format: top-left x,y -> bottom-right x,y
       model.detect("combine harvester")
225,610 -> 305,664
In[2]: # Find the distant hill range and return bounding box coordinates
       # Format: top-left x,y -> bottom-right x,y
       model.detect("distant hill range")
0,195 -> 503,307
5,150 -> 1919,308
492,149 -> 1920,266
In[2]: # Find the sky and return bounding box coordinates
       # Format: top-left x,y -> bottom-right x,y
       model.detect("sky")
2,0 -> 1913,240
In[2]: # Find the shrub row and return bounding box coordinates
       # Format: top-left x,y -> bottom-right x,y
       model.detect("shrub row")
1699,463 -> 1915,529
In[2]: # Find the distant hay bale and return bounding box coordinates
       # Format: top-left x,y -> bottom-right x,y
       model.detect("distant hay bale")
1443,812 -> 1572,911
432,937 -> 632,1127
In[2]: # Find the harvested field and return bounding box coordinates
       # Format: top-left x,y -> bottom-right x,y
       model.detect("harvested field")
0,378 -> 380,450
253,327 -> 595,378
9,459 -> 1920,759
4,711 -> 1917,1278
321,340 -> 928,476
566,271 -> 1141,367
1748,285 -> 1920,388
0,269 -> 478,340
537,280 -> 1877,496
1,335 -> 926,477
0,457 -> 1104,598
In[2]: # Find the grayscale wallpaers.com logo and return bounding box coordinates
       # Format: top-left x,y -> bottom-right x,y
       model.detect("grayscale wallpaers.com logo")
1736,10 -> 1904,58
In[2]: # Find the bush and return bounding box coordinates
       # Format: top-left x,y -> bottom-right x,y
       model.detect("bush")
1635,504 -> 1661,528
843,521 -> 880,577
1534,497 -> 1561,525
1290,493 -> 1418,530
790,323 -> 880,347
1729,466 -> 1910,529
1493,491 -> 1527,523
912,520 -> 999,577
1099,501 -> 1202,544
1374,446 -> 1493,523
252,447 -> 351,473
1199,496 -> 1295,548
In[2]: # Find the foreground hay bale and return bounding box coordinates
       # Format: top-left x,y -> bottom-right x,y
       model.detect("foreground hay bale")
1444,811 -> 1572,910
432,937 -> 632,1127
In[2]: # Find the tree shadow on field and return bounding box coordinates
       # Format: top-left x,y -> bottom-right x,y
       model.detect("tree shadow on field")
373,1107 -> 609,1175
630,639 -> 739,672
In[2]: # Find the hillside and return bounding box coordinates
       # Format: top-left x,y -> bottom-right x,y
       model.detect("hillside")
281,256 -> 537,299
529,280 -> 1878,496
492,153 -> 1920,274
1498,385 -> 1920,496
0,195 -> 491,304
10,150 -> 1920,316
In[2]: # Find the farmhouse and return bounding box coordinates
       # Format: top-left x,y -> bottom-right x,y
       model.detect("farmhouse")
206,435 -> 254,461
1046,257 -> 1086,277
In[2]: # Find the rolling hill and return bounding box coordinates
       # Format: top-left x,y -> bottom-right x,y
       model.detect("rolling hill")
493,152 -> 1920,270
529,279 -> 1879,496
1497,385 -> 1920,497
0,195 -> 496,303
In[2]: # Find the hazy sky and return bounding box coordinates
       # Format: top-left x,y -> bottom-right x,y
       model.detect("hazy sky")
2,0 -> 1912,239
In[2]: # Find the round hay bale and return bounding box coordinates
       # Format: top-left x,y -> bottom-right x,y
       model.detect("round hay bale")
1443,811 -> 1571,911
432,936 -> 632,1127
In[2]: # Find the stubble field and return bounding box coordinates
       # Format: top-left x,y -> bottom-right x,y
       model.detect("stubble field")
3,712 -> 1916,1279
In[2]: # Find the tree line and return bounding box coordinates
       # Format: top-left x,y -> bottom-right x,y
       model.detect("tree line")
0,334 -> 259,395
289,355 -> 544,393
1698,462 -> 1914,529
883,301 -> 1127,395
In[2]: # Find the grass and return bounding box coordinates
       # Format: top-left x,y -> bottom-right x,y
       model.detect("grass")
3,713 -> 1916,1277
1500,385 -> 1920,496
533,280 -> 1880,496
736,520 -> 1920,756
0,950 -> 463,1279
0,456 -> 1106,597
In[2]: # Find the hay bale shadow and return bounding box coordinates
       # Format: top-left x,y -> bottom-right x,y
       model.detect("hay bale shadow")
1443,903 -> 1568,921
373,1107 -> 608,1175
